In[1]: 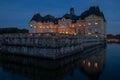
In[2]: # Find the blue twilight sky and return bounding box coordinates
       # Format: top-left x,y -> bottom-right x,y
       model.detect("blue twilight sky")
0,0 -> 120,34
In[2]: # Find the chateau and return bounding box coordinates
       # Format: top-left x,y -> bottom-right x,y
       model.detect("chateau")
29,6 -> 106,38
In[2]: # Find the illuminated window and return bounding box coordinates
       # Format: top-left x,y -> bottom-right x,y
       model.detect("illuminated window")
30,25 -> 32,28
71,25 -> 75,28
59,32 -> 62,33
40,26 -> 42,28
88,22 -> 91,26
88,32 -> 92,35
74,33 -> 76,35
66,31 -> 68,34
46,26 -> 49,28
95,22 -> 98,25
96,35 -> 98,38
34,26 -> 36,28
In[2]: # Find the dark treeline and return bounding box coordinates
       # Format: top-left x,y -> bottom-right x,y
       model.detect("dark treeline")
107,34 -> 120,39
0,27 -> 28,34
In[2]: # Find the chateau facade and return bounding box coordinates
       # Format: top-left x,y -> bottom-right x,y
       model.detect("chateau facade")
29,6 -> 106,38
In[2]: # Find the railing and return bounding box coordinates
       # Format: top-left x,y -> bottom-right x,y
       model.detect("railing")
1,33 -> 105,48
1,33 -> 82,48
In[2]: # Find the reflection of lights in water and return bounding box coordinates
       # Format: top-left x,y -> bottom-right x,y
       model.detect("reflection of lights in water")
30,34 -> 32,36
82,60 -> 85,64
87,61 -> 91,68
94,62 -> 98,68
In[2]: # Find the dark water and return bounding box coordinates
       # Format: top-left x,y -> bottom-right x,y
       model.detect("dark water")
0,44 -> 120,80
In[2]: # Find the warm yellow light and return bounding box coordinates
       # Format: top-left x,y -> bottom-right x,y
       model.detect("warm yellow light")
34,26 -> 36,28
95,22 -> 98,25
71,24 -> 75,28
46,26 -> 49,28
40,26 -> 42,28
74,33 -> 76,35
87,61 -> 91,67
88,22 -> 91,26
63,32 -> 65,34
66,32 -> 68,34
59,32 -> 62,33
88,32 -> 92,35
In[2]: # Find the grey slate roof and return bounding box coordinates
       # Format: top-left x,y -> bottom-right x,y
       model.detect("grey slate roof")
30,13 -> 43,22
80,6 -> 106,22
30,6 -> 106,23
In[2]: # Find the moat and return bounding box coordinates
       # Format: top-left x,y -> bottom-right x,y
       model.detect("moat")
0,44 -> 120,80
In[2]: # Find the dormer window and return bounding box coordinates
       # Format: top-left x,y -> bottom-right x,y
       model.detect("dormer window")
62,18 -> 65,21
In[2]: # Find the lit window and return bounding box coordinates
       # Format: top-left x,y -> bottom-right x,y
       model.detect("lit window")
30,25 -> 32,28
40,26 -> 42,28
59,32 -> 62,33
96,35 -> 98,38
74,33 -> 76,35
34,26 -> 36,28
88,22 -> 91,26
66,31 -> 68,34
88,32 -> 92,35
95,22 -> 98,25
46,26 -> 49,28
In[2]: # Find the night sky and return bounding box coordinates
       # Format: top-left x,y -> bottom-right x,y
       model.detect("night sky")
0,0 -> 120,34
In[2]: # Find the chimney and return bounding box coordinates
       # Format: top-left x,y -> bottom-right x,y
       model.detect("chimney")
70,8 -> 74,15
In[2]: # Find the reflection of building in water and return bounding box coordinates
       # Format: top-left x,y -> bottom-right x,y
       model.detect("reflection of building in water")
0,45 -> 106,80
80,46 -> 106,80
